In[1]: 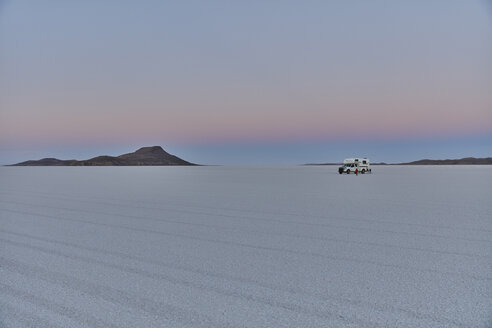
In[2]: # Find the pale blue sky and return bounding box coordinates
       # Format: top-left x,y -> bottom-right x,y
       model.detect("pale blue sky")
1,1 -> 491,164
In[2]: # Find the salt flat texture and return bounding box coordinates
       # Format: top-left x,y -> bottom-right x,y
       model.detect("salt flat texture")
0,166 -> 490,328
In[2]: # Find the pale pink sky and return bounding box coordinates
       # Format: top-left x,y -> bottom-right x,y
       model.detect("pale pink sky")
0,1 -> 491,164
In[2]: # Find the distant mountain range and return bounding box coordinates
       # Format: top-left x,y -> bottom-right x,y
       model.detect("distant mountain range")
9,149 -> 492,166
11,146 -> 196,166
306,157 -> 492,165
396,157 -> 492,165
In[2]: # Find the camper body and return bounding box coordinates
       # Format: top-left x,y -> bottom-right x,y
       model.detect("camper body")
338,158 -> 371,174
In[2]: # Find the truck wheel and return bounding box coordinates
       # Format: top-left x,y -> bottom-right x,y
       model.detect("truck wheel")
346,169 -> 350,174
361,169 -> 365,174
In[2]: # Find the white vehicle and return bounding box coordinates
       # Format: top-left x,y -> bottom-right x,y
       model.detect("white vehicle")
338,158 -> 371,174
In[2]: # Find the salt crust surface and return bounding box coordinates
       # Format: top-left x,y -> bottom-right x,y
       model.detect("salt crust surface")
0,166 -> 490,327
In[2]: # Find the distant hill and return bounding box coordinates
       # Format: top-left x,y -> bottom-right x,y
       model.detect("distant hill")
11,146 -> 196,166
398,157 -> 492,165
305,157 -> 491,166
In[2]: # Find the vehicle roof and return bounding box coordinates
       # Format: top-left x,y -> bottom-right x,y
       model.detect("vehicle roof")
343,158 -> 369,163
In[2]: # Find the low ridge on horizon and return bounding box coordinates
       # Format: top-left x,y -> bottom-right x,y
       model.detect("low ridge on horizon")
10,146 -> 197,166
396,157 -> 492,165
306,157 -> 492,166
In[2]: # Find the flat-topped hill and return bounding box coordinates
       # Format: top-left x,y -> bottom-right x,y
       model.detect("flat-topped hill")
11,146 -> 196,166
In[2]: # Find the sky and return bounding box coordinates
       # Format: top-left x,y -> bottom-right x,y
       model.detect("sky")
1,0 -> 491,165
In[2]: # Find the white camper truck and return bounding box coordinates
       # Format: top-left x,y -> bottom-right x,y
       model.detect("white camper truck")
338,158 -> 371,174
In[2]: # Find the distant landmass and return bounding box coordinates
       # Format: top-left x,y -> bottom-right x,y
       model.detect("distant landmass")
397,157 -> 492,165
11,146 -> 196,166
306,157 -> 492,166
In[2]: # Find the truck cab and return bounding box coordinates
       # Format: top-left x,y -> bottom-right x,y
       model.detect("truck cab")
338,158 -> 371,174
